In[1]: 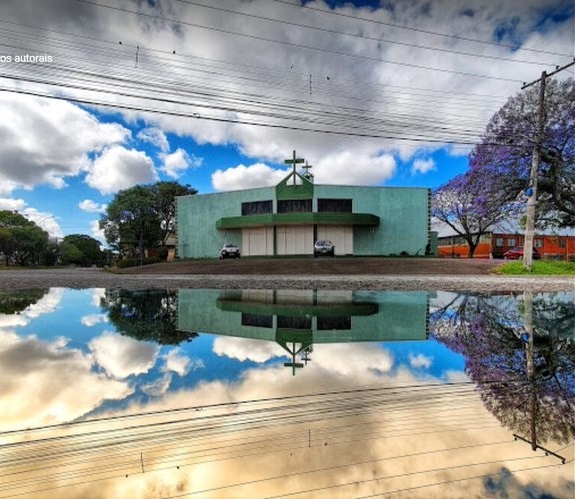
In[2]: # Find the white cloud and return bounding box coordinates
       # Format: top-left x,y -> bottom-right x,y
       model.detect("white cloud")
89,332 -> 159,379
137,127 -> 170,152
212,163 -> 289,191
86,146 -> 158,195
1,0 -> 573,238
0,200 -> 63,238
79,199 -> 107,213
0,93 -> 129,195
160,148 -> 202,178
23,209 -> 61,238
90,288 -> 106,307
0,314 -> 27,330
90,220 -> 106,242
313,151 -> 397,185
408,352 -> 433,369
412,158 -> 436,175
0,198 -> 26,211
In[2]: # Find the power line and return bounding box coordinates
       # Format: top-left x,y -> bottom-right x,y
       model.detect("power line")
74,0 -> 526,83
0,83 -> 496,145
173,0 -> 564,67
0,18 -> 517,102
268,0 -> 574,59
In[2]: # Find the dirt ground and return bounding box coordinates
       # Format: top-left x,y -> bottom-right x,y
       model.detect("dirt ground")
118,256 -> 502,276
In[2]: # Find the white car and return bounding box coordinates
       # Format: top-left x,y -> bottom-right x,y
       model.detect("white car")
219,243 -> 241,259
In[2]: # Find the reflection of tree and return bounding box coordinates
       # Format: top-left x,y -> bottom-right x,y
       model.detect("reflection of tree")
431,292 -> 575,446
101,289 -> 198,345
0,289 -> 49,314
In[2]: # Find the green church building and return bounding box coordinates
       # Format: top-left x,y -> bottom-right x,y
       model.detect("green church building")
176,151 -> 431,258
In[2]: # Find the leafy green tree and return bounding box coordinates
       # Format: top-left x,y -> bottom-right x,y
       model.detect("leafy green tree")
0,211 -> 50,266
59,240 -> 83,266
100,185 -> 161,258
61,234 -> 105,266
155,181 -> 197,246
40,238 -> 60,266
99,181 -> 196,258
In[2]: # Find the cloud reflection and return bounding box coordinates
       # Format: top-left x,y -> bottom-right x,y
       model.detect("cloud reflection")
162,348 -> 194,376
81,313 -> 108,327
89,331 -> 159,379
409,352 -> 433,369
213,337 -> 284,362
0,333 -> 131,431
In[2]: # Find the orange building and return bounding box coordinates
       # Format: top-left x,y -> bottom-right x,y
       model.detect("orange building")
437,231 -> 575,260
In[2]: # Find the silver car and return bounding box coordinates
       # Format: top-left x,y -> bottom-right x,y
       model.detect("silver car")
313,240 -> 335,257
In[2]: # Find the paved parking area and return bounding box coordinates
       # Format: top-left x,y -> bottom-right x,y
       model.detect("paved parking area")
119,256 -> 502,275
0,258 -> 571,291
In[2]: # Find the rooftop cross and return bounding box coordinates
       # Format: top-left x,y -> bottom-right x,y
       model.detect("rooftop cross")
302,161 -> 313,180
284,150 -> 305,186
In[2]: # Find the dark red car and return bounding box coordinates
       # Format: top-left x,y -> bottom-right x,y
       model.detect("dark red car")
503,246 -> 541,260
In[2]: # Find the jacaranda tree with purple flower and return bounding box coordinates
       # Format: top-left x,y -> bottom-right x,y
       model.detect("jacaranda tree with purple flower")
431,169 -> 517,257
469,78 -> 574,227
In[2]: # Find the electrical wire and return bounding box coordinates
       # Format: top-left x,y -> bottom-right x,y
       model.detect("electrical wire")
268,0 -> 574,58
173,0 -> 566,66
73,0 -> 531,83
0,14 -> 546,149
1,380 -> 570,498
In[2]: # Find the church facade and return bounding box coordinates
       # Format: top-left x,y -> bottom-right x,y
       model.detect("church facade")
176,153 -> 431,259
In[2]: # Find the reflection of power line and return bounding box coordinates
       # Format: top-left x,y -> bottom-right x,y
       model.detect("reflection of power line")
356,462 -> 569,499
0,381 -> 490,436
3,381 -> 567,497
512,433 -> 566,464
164,440 -> 514,498
258,456 -> 558,499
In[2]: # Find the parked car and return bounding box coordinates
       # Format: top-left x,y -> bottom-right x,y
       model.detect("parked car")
313,240 -> 335,257
219,243 -> 241,259
503,246 -> 541,260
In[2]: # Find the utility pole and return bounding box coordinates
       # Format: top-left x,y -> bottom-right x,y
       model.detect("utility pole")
521,60 -> 575,271
522,71 -> 545,271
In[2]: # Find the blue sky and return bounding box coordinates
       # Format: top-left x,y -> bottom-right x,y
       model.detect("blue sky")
0,0 -> 573,240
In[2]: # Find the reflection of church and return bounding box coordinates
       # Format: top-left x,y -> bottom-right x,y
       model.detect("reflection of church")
177,290 -> 430,374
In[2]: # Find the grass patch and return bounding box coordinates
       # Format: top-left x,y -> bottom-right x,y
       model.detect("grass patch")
496,260 -> 575,275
